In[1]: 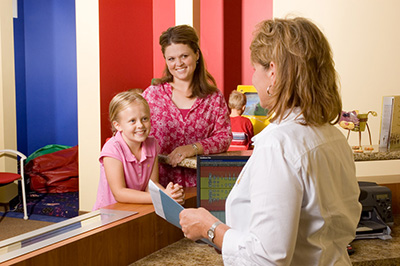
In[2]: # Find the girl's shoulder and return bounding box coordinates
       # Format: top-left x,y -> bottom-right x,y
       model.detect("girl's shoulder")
143,136 -> 158,156
101,135 -> 124,155
99,136 -> 125,163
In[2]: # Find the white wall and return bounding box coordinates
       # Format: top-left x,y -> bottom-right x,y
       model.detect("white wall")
274,0 -> 400,183
175,0 -> 193,26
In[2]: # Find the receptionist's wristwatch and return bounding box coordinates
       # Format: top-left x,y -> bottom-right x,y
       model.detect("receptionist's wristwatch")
207,221 -> 223,243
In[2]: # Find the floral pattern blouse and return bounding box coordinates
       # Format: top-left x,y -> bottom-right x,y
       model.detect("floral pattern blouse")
143,83 -> 232,187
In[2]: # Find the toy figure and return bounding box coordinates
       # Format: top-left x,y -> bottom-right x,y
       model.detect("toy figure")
339,110 -> 377,152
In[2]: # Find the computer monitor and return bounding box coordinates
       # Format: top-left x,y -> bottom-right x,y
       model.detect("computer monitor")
196,154 -> 250,223
237,85 -> 270,135
243,92 -> 268,117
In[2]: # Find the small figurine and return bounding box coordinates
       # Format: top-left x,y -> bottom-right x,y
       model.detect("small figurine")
339,110 -> 377,152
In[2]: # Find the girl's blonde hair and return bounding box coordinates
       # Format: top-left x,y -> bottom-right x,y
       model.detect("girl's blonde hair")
109,90 -> 150,134
250,17 -> 342,126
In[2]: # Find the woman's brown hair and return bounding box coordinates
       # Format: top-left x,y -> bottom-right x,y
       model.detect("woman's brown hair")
153,25 -> 217,98
250,17 -> 342,126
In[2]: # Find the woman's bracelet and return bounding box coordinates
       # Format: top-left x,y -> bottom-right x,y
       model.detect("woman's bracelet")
192,143 -> 199,155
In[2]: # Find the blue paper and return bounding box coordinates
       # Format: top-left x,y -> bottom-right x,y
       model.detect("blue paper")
159,189 -> 184,228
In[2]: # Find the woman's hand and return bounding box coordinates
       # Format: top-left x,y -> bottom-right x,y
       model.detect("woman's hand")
165,182 -> 185,204
167,144 -> 196,167
179,207 -> 220,241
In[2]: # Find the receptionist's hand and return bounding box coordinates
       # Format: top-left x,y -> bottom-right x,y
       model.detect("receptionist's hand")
179,207 -> 219,241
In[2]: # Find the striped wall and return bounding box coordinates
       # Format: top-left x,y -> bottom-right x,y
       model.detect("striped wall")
1,0 -> 399,214
77,0 -> 273,211
16,1 -> 399,212
5,0 -> 399,212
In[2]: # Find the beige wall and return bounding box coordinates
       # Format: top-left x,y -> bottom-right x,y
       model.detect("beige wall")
71,0 -> 400,210
0,0 -> 18,203
0,0 -> 17,172
77,0 -> 205,212
274,0 -> 400,183
75,0 -> 101,211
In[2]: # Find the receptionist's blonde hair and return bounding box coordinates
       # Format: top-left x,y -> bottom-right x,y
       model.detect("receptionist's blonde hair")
250,17 -> 342,126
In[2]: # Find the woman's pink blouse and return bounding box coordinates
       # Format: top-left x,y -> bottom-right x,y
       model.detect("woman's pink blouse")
143,83 -> 232,187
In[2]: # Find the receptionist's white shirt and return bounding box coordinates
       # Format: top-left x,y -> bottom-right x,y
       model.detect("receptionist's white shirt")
222,109 -> 362,266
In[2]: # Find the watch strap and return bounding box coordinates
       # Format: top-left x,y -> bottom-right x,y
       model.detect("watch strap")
208,221 -> 223,243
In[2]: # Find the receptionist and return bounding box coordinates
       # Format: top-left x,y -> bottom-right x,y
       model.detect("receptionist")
179,17 -> 362,265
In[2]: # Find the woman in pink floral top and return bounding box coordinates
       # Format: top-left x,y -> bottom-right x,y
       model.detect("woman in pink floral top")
143,25 -> 232,187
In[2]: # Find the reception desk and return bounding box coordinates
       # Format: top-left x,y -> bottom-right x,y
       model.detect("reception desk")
3,148 -> 398,265
132,215 -> 400,265
1,188 -> 197,266
159,146 -> 400,170
161,148 -> 400,215
2,188 -> 399,265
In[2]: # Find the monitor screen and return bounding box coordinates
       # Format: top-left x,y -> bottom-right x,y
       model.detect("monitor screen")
243,92 -> 268,116
196,155 -> 250,223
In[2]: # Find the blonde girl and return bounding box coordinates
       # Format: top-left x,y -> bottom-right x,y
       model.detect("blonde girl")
93,91 -> 184,210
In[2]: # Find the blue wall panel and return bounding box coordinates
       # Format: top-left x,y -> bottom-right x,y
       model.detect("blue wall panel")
16,0 -> 77,155
14,0 -> 27,156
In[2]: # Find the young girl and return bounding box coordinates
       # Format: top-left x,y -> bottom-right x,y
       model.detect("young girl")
93,91 -> 184,210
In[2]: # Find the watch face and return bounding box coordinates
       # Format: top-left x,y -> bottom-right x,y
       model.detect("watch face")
208,229 -> 214,239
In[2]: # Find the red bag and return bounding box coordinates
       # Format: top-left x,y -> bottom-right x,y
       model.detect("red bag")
25,146 -> 79,193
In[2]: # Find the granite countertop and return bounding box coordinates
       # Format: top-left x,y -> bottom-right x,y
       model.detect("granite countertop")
132,216 -> 400,266
351,215 -> 400,265
158,154 -> 197,169
131,238 -> 223,266
352,145 -> 400,161
158,146 -> 400,170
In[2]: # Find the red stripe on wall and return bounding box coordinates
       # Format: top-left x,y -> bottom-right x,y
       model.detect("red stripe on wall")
99,1 -> 154,144
242,0 -> 273,85
199,0 -> 273,101
200,0 -> 224,94
223,0 -> 242,103
152,0 -> 175,79
97,1 -> 273,145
